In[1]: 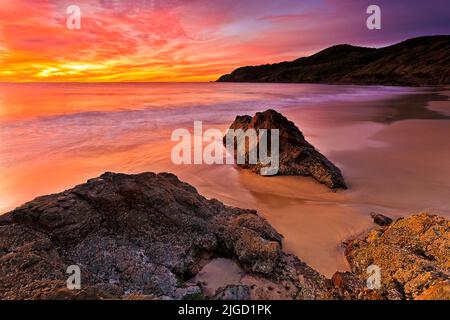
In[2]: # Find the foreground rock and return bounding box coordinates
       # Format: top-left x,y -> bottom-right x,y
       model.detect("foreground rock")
1,172 -> 447,300
0,172 -> 330,300
342,213 -> 450,300
226,109 -> 346,189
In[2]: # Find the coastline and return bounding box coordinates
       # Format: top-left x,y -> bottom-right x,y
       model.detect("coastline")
0,84 -> 449,277
1,171 -> 448,300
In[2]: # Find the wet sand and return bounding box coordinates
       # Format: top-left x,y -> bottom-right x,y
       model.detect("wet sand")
1,83 -> 449,277
188,258 -> 244,296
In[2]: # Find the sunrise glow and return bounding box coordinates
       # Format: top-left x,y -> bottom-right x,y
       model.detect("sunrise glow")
1,0 -> 449,82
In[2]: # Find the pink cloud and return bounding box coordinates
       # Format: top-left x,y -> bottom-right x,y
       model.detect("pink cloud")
0,0 -> 448,81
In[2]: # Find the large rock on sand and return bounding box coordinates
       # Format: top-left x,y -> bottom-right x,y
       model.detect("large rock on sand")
343,212 -> 450,300
225,109 -> 346,189
0,172 -> 330,300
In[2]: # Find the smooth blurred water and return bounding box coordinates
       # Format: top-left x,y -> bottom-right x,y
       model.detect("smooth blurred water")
1,82 -> 448,276
0,82 -> 418,169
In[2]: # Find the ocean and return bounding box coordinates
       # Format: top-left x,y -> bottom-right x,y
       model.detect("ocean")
1,82 -> 449,276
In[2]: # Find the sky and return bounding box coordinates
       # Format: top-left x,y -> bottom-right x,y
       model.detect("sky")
0,0 -> 449,82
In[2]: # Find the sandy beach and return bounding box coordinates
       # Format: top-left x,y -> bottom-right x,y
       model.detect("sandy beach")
1,83 -> 449,277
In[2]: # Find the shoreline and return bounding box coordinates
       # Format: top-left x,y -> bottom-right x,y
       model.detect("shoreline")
1,84 -> 449,277
1,171 -> 448,300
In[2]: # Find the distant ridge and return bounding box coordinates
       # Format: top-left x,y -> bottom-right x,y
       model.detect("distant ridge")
217,36 -> 450,86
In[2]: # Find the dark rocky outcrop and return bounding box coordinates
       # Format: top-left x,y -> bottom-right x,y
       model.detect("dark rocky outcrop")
217,35 -> 450,86
0,172 -> 447,300
343,212 -> 450,300
0,172 -> 330,300
370,212 -> 393,226
225,109 -> 347,189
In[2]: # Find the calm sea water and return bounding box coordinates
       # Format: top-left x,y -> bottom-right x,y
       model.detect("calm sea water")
0,82 -> 416,210
1,82 -> 448,276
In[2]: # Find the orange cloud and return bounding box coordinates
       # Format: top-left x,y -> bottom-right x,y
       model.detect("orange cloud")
1,0 -> 448,82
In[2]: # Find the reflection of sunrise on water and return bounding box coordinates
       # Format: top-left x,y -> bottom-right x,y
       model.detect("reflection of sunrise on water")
1,82 -> 449,276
